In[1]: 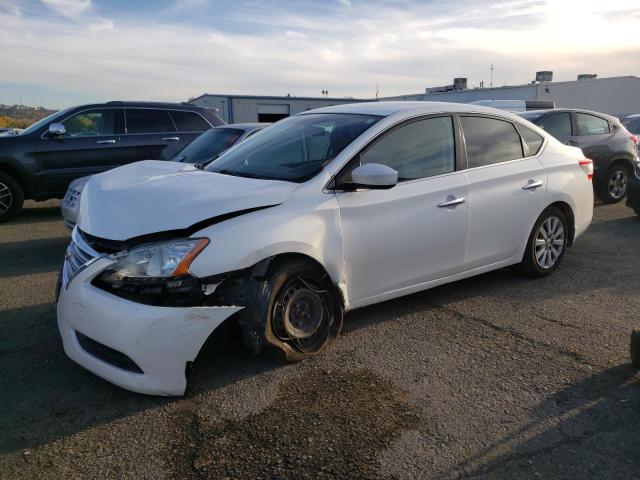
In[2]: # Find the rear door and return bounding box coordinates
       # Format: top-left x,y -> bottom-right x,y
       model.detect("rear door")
34,108 -> 126,195
116,108 -> 184,163
572,112 -> 614,173
463,115 -> 547,269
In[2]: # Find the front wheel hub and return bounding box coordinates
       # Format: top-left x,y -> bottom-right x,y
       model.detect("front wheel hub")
283,289 -> 324,339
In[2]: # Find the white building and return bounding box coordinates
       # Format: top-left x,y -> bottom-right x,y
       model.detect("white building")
383,75 -> 640,118
189,94 -> 366,123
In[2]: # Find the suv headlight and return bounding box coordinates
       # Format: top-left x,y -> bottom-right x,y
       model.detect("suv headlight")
93,238 -> 209,306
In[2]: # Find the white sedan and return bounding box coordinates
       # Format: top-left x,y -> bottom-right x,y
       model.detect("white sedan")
57,101 -> 593,395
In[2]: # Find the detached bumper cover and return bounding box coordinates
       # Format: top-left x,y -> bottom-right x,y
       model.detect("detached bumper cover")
57,258 -> 241,396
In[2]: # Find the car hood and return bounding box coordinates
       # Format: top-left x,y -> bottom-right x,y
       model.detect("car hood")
78,160 -> 298,241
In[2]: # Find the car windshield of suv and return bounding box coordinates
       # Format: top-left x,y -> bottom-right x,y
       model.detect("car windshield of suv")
20,107 -> 74,136
173,128 -> 245,164
622,117 -> 640,135
207,113 -> 381,182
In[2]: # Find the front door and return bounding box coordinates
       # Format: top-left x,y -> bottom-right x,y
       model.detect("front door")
335,115 -> 468,307
34,108 -> 126,196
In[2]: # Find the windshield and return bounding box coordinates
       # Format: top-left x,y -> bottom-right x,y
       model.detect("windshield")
206,113 -> 381,182
622,117 -> 640,135
173,128 -> 244,164
19,107 -> 73,136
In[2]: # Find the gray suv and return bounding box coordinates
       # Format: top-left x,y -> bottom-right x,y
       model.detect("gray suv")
519,109 -> 638,203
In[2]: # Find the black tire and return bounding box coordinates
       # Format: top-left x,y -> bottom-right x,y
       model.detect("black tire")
631,330 -> 640,369
0,171 -> 24,223
596,163 -> 631,204
520,206 -> 568,278
257,259 -> 343,362
634,209 -> 640,217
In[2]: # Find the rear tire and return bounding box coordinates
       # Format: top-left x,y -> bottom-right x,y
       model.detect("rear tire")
596,163 -> 630,204
520,206 -> 568,278
0,172 -> 24,223
258,259 -> 343,362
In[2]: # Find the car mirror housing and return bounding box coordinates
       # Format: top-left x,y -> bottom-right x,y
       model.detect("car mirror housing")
48,123 -> 66,137
348,163 -> 398,190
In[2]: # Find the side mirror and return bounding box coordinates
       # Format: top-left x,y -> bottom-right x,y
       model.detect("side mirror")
48,123 -> 66,137
349,163 -> 398,190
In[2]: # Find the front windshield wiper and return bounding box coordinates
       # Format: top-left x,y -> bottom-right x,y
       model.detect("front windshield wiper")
194,154 -> 220,170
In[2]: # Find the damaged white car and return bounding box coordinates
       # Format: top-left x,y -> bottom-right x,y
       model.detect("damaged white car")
57,102 -> 594,395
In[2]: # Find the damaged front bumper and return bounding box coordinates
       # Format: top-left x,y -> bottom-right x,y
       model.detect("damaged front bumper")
57,258 -> 241,396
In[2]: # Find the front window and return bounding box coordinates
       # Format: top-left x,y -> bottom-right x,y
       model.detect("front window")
173,128 -> 244,164
62,109 -> 124,137
21,107 -> 73,136
207,113 -> 381,182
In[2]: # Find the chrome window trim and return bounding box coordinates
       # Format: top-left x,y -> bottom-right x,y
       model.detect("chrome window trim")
40,106 -> 213,139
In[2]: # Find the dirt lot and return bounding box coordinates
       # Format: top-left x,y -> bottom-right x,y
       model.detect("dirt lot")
0,200 -> 639,479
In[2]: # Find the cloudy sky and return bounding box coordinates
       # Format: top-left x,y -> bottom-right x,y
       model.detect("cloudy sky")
0,0 -> 639,108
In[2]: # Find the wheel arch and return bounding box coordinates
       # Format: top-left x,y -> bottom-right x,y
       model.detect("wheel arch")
546,201 -> 575,247
0,161 -> 30,198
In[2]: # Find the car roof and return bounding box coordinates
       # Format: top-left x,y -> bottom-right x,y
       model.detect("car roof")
64,101 -> 211,111
298,101 -> 519,118
623,114 -> 640,119
519,108 -> 619,122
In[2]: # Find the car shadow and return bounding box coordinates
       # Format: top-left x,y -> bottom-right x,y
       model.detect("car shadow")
455,364 -> 640,478
0,236 -> 68,278
10,205 -> 62,225
0,301 -> 280,455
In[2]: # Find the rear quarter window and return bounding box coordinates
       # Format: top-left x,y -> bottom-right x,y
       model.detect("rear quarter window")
518,124 -> 545,156
169,110 -> 211,132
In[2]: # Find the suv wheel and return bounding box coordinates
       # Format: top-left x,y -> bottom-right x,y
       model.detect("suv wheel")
520,206 -> 568,278
0,172 -> 24,223
597,164 -> 630,204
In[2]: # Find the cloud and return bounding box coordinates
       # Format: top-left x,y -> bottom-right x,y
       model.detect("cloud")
40,0 -> 91,18
0,0 -> 639,108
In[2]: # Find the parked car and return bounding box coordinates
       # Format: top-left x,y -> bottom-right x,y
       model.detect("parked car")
0,101 -> 224,222
622,115 -> 640,144
518,109 -> 638,203
625,159 -> 640,216
57,101 -> 593,396
60,123 -> 269,229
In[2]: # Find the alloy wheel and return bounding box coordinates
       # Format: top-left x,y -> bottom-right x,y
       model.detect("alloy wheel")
534,216 -> 565,269
608,169 -> 628,200
0,182 -> 12,215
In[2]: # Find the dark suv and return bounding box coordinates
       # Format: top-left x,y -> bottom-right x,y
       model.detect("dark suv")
519,109 -> 638,203
0,101 -> 224,221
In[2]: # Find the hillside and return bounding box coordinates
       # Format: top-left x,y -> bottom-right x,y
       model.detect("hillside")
0,104 -> 57,129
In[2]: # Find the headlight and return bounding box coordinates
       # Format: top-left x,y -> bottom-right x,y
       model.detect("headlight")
93,238 -> 209,306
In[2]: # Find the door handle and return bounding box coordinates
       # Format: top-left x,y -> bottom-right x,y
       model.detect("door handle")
437,196 -> 466,208
522,180 -> 543,190
96,139 -> 116,144
162,137 -> 181,142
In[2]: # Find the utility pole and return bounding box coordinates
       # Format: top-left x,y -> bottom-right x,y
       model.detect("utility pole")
490,64 -> 493,88
376,79 -> 379,99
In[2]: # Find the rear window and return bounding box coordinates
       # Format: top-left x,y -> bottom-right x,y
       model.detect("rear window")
169,110 -> 211,132
577,113 -> 610,135
518,124 -> 545,156
125,109 -> 176,134
461,116 -> 523,168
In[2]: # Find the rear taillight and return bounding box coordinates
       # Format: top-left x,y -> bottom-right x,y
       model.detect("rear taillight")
579,159 -> 593,180
631,135 -> 638,146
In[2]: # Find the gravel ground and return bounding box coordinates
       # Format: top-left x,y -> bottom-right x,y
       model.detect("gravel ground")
0,199 -> 639,479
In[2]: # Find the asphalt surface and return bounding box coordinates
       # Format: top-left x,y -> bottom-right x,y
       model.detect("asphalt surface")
0,199 -> 639,479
